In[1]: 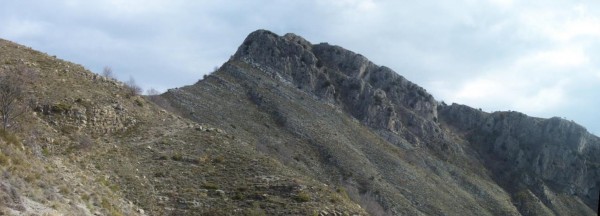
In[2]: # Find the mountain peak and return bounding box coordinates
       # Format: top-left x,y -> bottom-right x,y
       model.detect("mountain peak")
3,29 -> 598,215
162,29 -> 600,214
229,30 -> 440,142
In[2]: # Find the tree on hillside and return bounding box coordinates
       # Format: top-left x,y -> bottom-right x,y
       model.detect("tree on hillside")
146,88 -> 160,96
102,66 -> 114,79
0,69 -> 26,130
125,76 -> 142,97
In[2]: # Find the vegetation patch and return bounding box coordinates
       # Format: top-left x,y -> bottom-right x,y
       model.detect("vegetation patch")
295,191 -> 311,202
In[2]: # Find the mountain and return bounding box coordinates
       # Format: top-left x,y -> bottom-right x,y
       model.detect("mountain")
160,30 -> 599,215
0,38 -> 364,215
0,29 -> 598,215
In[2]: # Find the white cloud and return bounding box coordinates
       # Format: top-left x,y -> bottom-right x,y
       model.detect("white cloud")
453,78 -> 509,101
1,0 -> 599,135
325,0 -> 377,11
517,47 -> 589,69
488,0 -> 514,9
446,71 -> 570,116
513,81 -> 568,114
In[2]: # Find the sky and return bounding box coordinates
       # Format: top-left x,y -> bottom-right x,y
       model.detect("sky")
1,0 -> 599,135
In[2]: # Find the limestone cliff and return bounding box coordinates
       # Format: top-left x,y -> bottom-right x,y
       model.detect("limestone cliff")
440,103 -> 600,213
233,30 -> 442,146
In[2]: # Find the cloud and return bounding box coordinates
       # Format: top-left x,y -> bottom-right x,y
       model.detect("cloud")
488,0 -> 514,9
521,47 -> 588,68
0,0 -> 599,135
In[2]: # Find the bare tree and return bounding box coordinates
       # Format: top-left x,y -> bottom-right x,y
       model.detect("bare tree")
0,70 -> 26,130
125,76 -> 142,97
102,66 -> 114,79
145,88 -> 160,96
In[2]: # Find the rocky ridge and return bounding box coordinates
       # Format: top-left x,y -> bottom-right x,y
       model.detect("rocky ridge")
440,104 -> 600,213
234,31 -> 441,145
163,29 -> 599,215
0,29 -> 597,215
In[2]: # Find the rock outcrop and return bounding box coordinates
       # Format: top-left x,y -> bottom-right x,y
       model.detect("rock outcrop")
234,30 -> 442,146
440,103 -> 600,212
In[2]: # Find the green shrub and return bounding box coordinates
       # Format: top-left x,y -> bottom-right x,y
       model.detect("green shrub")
0,152 -> 8,165
212,155 -> 225,163
295,191 -> 311,202
171,154 -> 183,161
0,129 -> 19,145
201,182 -> 219,190
50,103 -> 71,113
134,98 -> 144,107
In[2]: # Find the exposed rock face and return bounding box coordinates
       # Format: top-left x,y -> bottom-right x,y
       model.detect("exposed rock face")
162,29 -> 599,215
440,103 -> 600,211
234,30 -> 441,146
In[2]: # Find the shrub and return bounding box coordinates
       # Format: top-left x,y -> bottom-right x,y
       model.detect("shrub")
0,152 -> 8,165
202,182 -> 219,190
102,66 -> 114,79
212,155 -> 225,163
0,129 -> 19,145
134,98 -> 144,107
145,88 -> 160,96
50,103 -> 71,114
0,71 -> 26,130
295,191 -> 310,202
171,154 -> 183,161
125,76 -> 142,97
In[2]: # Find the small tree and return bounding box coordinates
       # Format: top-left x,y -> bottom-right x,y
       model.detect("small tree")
102,66 -> 114,79
0,71 -> 26,130
125,76 -> 142,97
145,88 -> 160,96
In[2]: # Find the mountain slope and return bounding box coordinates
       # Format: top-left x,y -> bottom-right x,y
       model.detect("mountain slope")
2,29 -> 597,215
161,30 -> 599,215
439,104 -> 600,215
0,38 -> 365,215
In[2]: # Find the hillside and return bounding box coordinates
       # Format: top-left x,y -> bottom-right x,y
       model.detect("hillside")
0,38 -> 365,215
0,29 -> 598,215
161,30 -> 599,215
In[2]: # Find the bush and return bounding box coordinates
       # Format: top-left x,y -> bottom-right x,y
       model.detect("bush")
171,154 -> 183,161
202,182 -> 219,190
295,191 -> 311,202
212,155 -> 225,163
0,70 -> 26,130
0,152 -> 8,165
102,66 -> 115,79
0,129 -> 19,145
125,76 -> 142,97
50,103 -> 71,114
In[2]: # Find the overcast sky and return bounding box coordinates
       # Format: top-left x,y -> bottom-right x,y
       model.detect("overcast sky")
1,0 -> 599,135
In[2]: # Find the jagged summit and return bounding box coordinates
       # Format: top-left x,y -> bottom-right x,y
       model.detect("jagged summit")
231,30 -> 440,144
